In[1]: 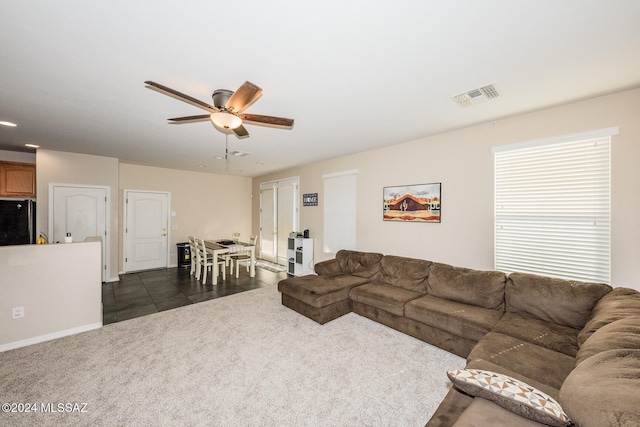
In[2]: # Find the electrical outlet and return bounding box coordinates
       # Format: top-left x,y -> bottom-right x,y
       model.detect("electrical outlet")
12,306 -> 25,319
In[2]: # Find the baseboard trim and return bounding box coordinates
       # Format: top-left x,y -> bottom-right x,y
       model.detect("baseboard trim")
0,322 -> 103,353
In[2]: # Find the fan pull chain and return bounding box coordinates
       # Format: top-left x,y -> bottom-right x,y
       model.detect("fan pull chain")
225,133 -> 229,160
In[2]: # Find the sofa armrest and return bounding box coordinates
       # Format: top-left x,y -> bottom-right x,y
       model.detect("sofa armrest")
314,259 -> 342,276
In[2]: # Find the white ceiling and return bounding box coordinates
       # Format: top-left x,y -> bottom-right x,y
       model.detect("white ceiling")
1,1 -> 639,177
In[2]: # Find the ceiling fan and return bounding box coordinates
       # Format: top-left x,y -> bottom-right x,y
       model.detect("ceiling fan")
144,80 -> 294,139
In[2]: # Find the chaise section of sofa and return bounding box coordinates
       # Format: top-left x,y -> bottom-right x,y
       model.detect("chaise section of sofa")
277,250 -> 383,324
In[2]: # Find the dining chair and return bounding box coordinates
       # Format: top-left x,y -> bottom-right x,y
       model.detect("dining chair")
221,233 -> 242,268
188,235 -> 197,277
192,237 -> 203,280
197,237 -> 225,285
229,235 -> 257,278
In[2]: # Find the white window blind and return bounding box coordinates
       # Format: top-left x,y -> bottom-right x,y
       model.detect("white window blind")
494,129 -> 615,283
323,170 -> 357,253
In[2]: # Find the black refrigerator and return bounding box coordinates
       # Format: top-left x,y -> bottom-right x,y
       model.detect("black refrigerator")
0,199 -> 36,245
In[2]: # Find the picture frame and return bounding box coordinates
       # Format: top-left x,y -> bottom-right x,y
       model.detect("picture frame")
383,183 -> 441,222
302,193 -> 318,206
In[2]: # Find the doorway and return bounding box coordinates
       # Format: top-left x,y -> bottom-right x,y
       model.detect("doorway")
49,183 -> 109,282
259,178 -> 299,266
123,190 -> 170,272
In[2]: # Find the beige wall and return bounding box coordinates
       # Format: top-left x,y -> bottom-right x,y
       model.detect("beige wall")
31,150 -> 251,279
0,239 -> 102,351
253,88 -> 640,290
119,164 -> 252,272
36,150 -> 120,281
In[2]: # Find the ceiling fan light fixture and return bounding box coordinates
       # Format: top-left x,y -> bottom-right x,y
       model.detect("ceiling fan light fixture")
210,112 -> 242,129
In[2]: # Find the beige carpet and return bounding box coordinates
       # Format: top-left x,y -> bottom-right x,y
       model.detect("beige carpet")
0,284 -> 464,427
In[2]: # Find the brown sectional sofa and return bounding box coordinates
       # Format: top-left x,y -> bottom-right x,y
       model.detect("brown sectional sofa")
277,250 -> 640,426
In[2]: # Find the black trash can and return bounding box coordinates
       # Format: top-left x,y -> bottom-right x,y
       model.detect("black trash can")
176,242 -> 191,268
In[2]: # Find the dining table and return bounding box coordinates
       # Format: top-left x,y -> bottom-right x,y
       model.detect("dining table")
204,240 -> 256,285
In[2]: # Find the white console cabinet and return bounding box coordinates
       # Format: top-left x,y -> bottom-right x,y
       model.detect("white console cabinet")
287,237 -> 314,276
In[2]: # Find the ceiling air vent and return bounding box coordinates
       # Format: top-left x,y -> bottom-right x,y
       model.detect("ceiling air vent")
452,84 -> 501,108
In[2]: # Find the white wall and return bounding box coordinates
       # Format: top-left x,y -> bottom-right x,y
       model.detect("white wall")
36,150 -> 120,281
253,88 -> 640,290
119,163 -> 252,271
0,239 -> 102,351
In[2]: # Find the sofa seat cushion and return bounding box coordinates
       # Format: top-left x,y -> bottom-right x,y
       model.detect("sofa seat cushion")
349,282 -> 422,316
559,349 -> 640,427
278,274 -> 371,308
578,287 -> 640,346
467,332 -> 575,390
576,316 -> 640,365
377,255 -> 431,293
404,295 -> 502,342
428,262 -> 507,310
506,272 -> 612,330
452,397 -> 550,427
491,312 -> 580,357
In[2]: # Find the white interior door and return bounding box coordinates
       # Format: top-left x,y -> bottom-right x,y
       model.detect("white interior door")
124,190 -> 169,272
277,181 -> 297,265
260,178 -> 298,265
260,185 -> 277,263
50,184 -> 108,281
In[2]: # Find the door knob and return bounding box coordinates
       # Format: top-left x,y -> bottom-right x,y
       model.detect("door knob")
161,233 -> 167,236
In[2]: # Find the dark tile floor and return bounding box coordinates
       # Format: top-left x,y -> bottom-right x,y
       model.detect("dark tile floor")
102,264 -> 288,324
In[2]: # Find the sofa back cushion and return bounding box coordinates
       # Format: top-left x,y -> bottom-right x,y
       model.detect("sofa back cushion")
427,263 -> 507,310
506,273 -> 612,330
378,255 -> 431,293
335,250 -> 383,278
576,316 -> 640,366
577,287 -> 640,346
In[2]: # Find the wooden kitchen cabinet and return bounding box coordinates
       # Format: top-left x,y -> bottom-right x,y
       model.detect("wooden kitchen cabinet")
0,161 -> 36,198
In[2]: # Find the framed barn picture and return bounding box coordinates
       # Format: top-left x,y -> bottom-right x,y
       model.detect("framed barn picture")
383,183 -> 441,223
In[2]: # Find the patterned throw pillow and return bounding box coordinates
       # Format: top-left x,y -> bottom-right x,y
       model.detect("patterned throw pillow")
447,369 -> 572,427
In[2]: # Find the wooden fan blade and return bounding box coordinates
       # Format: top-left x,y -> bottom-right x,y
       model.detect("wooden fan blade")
233,125 -> 250,139
226,81 -> 262,113
239,113 -> 294,129
168,114 -> 211,124
145,81 -> 217,113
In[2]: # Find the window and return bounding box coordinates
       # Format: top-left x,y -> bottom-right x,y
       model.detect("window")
323,170 -> 357,253
493,128 -> 617,283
